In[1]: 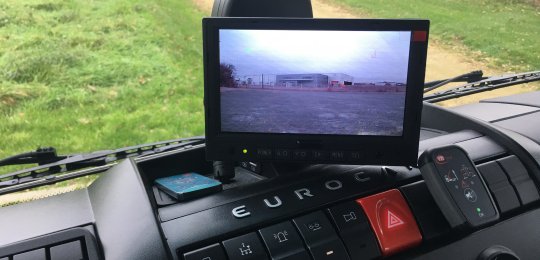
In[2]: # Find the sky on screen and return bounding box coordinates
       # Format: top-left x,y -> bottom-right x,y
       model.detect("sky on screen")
220,29 -> 411,83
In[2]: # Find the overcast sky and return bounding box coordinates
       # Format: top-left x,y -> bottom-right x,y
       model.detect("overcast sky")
220,29 -> 411,83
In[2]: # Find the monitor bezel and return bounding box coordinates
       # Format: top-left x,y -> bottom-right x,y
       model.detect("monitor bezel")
203,18 -> 429,166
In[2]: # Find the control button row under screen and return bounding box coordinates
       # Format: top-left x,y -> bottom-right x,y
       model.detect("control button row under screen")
256,148 -> 365,162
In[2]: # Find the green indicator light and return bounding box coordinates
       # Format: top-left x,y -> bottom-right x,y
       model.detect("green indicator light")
242,149 -> 248,154
476,208 -> 481,212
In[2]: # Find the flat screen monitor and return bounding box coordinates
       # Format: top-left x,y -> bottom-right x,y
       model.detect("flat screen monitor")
203,18 -> 429,166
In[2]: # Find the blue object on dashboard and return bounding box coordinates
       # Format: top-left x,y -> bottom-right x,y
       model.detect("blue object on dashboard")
154,173 -> 222,201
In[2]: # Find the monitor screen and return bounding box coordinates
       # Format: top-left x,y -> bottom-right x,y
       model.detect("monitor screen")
219,29 -> 410,136
203,18 -> 429,165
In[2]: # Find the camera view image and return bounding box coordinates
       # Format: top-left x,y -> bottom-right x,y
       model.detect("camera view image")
219,29 -> 411,136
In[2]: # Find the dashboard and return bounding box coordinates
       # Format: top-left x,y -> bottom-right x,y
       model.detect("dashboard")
1,91 -> 540,260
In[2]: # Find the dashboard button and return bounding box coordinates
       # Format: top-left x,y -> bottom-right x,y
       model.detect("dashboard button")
259,221 -> 310,260
497,156 -> 540,205
293,150 -> 310,160
293,211 -> 350,260
184,243 -> 227,260
13,248 -> 46,260
327,201 -> 380,260
400,181 -> 451,241
275,149 -> 292,159
477,162 -> 520,213
293,211 -> 338,244
311,150 -> 329,160
329,151 -> 345,161
257,148 -> 273,159
223,233 -> 269,260
348,151 -> 363,161
50,241 -> 84,260
356,189 -> 422,256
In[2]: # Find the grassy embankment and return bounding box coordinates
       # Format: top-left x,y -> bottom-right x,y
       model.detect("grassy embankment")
331,0 -> 540,71
0,0 -> 205,174
0,0 -> 205,204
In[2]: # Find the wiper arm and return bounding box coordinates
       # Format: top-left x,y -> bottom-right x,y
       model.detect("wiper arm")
0,136 -> 205,194
424,70 -> 485,93
0,147 -> 67,167
423,70 -> 540,103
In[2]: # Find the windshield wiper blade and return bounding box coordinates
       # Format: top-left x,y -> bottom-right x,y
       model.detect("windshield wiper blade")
0,136 -> 205,194
0,147 -> 67,167
423,71 -> 540,103
424,70 -> 485,93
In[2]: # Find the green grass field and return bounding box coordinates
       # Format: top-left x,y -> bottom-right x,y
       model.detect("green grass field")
0,0 -> 539,177
331,0 -> 540,71
0,0 -> 206,174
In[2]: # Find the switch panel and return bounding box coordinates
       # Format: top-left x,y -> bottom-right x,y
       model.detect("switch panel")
477,162 -> 520,213
498,156 -> 540,205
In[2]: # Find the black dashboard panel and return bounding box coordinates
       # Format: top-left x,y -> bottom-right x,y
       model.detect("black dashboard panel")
451,91 -> 540,145
414,208 -> 540,260
494,112 -> 540,144
0,189 -> 94,246
482,91 -> 540,108
451,103 -> 539,122
1,94 -> 540,260
0,160 -> 169,260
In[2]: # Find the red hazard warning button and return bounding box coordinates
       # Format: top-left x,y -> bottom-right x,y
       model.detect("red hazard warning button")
356,189 -> 422,256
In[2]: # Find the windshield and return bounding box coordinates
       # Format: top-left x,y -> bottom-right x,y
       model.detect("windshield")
0,0 -> 539,204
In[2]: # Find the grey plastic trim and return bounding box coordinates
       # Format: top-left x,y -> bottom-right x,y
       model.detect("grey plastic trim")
87,160 -> 169,260
0,189 -> 94,246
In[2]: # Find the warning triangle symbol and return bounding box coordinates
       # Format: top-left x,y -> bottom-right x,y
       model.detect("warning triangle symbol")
387,210 -> 404,228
